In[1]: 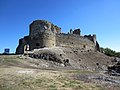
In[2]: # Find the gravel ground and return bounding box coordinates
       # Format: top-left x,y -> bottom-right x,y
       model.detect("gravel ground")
72,71 -> 120,90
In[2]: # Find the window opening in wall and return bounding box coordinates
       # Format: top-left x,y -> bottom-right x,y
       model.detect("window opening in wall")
83,45 -> 86,48
36,43 -> 40,46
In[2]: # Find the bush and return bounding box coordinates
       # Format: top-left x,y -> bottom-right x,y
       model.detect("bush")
101,47 -> 120,57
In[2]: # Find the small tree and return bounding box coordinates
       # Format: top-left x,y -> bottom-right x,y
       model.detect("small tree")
100,47 -> 120,58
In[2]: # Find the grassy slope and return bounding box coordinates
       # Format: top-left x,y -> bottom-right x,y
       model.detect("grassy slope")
0,55 -> 105,90
0,68 -> 104,90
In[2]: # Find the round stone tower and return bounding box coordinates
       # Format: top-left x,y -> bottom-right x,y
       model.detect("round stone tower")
29,20 -> 60,50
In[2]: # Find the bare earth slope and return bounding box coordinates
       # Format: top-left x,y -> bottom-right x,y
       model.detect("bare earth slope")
30,47 -> 113,70
0,48 -> 120,90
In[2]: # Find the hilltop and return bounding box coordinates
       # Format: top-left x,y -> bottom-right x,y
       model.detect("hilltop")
0,20 -> 120,90
0,54 -> 120,90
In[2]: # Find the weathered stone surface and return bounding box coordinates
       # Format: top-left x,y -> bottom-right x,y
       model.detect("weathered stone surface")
16,36 -> 30,54
108,61 -> 120,74
73,28 -> 81,35
16,20 -> 100,54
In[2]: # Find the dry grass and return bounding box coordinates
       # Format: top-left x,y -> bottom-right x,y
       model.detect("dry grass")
0,67 -> 104,90
0,55 -> 112,90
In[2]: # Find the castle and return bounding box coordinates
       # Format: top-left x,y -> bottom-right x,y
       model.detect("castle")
16,20 -> 100,54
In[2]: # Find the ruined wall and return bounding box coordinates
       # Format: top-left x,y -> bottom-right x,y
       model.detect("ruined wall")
30,31 -> 56,50
84,34 -> 100,51
73,29 -> 81,35
56,34 -> 95,50
29,20 -> 61,39
16,36 -> 30,54
16,20 -> 100,54
84,34 -> 96,44
29,20 -> 57,50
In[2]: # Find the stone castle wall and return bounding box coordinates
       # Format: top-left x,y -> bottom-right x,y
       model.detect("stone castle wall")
56,34 -> 95,50
30,32 -> 56,50
16,20 -> 100,54
28,20 -> 59,50
16,36 -> 30,54
29,20 -> 61,39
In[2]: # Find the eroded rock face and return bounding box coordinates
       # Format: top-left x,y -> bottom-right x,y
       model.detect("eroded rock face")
108,61 -> 120,74
29,53 -> 63,64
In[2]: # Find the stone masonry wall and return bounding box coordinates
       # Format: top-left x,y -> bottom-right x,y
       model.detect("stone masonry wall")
28,20 -> 60,50
16,20 -> 99,54
30,32 -> 56,50
56,34 -> 95,50
16,36 -> 30,54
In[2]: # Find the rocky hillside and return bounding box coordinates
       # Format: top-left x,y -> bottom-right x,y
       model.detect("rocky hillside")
0,54 -> 120,90
28,47 -> 113,70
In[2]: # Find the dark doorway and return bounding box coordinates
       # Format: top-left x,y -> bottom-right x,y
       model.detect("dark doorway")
36,43 -> 40,46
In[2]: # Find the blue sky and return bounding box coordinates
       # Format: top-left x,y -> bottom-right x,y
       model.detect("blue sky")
0,0 -> 120,53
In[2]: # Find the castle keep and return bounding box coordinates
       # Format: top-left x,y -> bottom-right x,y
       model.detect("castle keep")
16,20 -> 100,54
